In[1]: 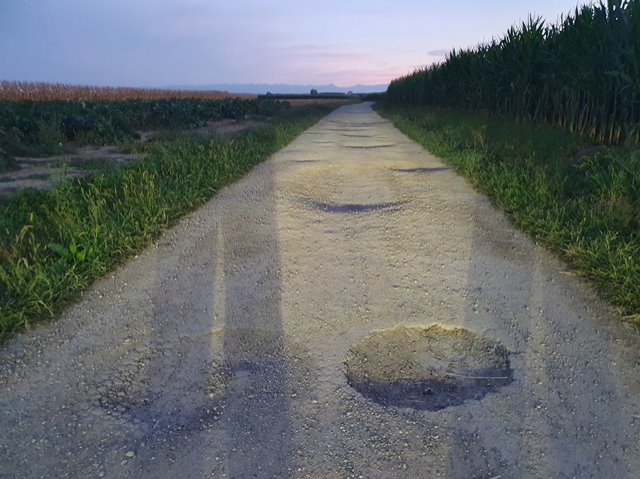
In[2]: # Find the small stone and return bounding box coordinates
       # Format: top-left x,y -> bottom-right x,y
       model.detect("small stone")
125,450 -> 135,458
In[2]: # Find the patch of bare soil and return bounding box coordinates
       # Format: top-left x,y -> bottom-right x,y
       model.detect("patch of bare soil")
0,145 -> 143,196
195,118 -> 263,136
0,120 -> 261,197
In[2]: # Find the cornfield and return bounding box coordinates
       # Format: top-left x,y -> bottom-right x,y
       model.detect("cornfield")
0,81 -> 254,102
387,0 -> 640,145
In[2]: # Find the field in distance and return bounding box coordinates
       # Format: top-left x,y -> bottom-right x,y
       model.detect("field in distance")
0,80 -> 255,102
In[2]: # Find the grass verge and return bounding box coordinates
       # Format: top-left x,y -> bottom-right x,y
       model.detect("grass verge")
0,104 -> 335,342
376,103 -> 640,322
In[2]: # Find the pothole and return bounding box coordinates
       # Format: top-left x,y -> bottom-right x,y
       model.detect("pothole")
392,167 -> 452,174
309,200 -> 405,214
346,144 -> 397,149
345,324 -> 513,411
326,121 -> 389,127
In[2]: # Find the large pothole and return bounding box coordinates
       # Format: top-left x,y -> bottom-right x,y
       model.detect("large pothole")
345,324 -> 513,411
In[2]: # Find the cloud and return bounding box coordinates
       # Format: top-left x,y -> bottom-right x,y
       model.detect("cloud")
273,44 -> 365,62
322,66 -> 393,85
427,49 -> 450,58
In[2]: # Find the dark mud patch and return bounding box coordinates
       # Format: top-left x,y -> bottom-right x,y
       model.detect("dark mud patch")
345,324 -> 512,411
309,200 -> 406,214
392,167 -> 452,174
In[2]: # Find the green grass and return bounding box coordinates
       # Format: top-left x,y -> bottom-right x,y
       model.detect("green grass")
376,103 -> 640,322
0,97 -> 291,161
69,158 -> 135,171
0,104 -> 335,341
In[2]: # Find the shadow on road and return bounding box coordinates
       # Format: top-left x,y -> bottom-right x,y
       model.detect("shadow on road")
137,157 -> 293,477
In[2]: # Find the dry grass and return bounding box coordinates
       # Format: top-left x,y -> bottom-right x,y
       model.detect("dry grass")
0,81 -> 255,102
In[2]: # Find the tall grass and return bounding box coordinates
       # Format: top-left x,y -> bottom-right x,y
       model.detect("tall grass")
377,104 -> 640,321
387,0 -> 640,145
0,105 -> 334,341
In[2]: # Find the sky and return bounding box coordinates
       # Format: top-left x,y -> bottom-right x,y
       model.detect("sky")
0,0 -> 591,88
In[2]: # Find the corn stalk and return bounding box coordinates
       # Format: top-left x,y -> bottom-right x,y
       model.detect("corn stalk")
387,0 -> 640,145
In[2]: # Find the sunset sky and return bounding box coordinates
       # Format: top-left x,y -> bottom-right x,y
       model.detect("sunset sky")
1,0 -> 590,89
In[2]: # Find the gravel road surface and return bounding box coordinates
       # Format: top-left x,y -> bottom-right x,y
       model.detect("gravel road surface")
1,102 -> 639,478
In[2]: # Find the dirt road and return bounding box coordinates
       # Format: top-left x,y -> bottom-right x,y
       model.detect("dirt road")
1,103 -> 639,478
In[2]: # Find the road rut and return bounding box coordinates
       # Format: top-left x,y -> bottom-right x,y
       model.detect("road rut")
1,102 -> 639,478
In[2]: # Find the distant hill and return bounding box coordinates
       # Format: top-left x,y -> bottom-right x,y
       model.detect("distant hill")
165,83 -> 389,95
